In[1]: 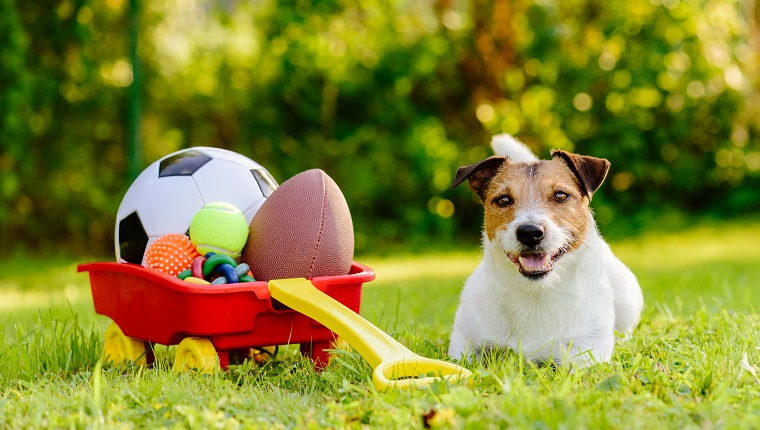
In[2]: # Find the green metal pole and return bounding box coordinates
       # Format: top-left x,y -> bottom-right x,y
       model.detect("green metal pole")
127,0 -> 142,181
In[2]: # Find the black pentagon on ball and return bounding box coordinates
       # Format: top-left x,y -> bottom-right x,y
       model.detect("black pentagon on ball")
119,211 -> 148,264
251,168 -> 278,197
159,150 -> 212,177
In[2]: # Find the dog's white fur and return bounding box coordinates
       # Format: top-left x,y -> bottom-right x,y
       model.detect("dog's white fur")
448,134 -> 644,366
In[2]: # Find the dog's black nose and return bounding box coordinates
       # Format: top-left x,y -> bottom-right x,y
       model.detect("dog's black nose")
516,224 -> 544,246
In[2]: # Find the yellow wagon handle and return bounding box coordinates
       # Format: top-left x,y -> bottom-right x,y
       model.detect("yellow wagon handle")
268,278 -> 471,390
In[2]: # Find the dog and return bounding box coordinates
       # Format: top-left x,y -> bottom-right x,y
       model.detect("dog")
447,134 -> 643,366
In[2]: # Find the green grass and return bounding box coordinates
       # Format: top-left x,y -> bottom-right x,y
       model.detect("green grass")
2,219 -> 760,428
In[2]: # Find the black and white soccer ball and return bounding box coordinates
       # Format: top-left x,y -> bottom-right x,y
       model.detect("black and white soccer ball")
115,147 -> 278,264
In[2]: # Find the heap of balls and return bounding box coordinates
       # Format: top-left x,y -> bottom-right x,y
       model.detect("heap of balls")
133,164 -> 355,286
143,202 -> 255,285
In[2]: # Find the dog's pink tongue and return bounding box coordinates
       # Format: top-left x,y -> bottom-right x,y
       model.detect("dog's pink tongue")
519,254 -> 549,270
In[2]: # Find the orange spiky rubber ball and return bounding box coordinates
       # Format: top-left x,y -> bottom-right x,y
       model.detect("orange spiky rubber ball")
144,234 -> 199,277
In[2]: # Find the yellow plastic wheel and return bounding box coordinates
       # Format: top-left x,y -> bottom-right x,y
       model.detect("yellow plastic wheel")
173,337 -> 219,373
103,322 -> 147,365
250,346 -> 277,365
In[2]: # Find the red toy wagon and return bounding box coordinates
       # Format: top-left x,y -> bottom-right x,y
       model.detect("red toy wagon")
78,261 -> 375,371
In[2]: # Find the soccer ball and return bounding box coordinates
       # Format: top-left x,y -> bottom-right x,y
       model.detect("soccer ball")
115,147 -> 278,264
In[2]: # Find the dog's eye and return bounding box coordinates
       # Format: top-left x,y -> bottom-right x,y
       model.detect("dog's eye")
493,196 -> 513,207
554,191 -> 569,202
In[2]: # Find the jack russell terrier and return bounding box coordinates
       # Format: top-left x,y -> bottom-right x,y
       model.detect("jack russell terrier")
448,135 -> 643,366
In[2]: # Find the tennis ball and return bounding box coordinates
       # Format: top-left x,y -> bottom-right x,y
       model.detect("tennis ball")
190,202 -> 249,259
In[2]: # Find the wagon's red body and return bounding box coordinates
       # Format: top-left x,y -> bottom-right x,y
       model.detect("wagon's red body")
77,261 -> 375,367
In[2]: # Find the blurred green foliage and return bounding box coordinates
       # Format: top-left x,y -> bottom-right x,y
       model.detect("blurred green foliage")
1,0 -> 759,256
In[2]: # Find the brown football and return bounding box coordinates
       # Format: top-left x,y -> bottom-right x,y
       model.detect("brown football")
242,169 -> 354,281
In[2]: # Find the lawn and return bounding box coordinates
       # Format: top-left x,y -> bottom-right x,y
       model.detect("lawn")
1,219 -> 759,428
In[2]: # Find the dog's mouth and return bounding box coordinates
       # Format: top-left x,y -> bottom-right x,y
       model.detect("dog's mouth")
507,249 -> 566,279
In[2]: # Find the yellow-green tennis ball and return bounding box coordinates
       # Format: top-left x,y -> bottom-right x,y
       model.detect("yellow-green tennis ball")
190,202 -> 249,259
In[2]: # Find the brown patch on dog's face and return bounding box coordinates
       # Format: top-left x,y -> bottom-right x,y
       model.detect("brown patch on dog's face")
481,159 -> 590,249
452,151 -> 610,279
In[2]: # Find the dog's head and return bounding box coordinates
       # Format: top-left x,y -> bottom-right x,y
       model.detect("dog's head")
452,150 -> 610,280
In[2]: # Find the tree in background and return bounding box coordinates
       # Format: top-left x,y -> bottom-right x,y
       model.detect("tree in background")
1,0 -> 130,254
460,0 -> 760,232
0,0 -> 29,248
1,0 -> 759,256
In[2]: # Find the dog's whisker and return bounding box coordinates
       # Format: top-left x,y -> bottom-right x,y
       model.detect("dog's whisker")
579,237 -> 605,265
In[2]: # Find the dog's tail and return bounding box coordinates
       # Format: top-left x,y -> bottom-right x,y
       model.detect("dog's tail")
490,134 -> 539,162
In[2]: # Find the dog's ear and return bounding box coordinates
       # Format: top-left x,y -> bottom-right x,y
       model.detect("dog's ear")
551,150 -> 610,200
451,156 -> 509,201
